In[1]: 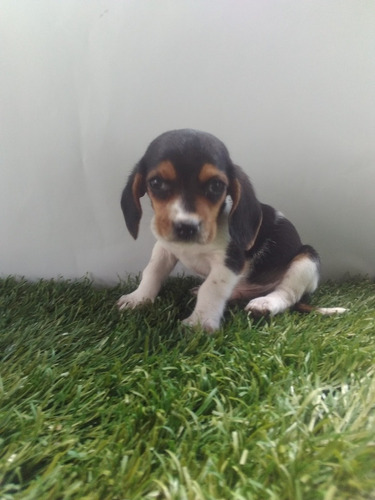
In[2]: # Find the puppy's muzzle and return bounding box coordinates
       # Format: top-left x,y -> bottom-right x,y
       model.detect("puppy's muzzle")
173,220 -> 201,241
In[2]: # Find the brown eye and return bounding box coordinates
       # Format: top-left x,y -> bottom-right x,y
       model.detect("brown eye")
148,176 -> 172,198
205,178 -> 226,200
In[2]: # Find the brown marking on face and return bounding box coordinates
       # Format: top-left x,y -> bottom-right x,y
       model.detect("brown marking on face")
144,161 -> 179,239
195,191 -> 228,243
149,194 -> 180,240
198,163 -> 229,185
194,164 -> 229,243
146,160 -> 177,182
147,162 -> 229,243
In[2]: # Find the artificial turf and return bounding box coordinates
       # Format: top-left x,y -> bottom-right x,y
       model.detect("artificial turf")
0,275 -> 374,500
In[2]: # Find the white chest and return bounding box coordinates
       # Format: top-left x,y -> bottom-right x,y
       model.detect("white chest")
173,245 -> 224,277
160,231 -> 229,278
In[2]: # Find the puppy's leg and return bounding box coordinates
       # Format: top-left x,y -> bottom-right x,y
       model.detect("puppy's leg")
245,254 -> 319,317
182,266 -> 240,332
117,241 -> 177,310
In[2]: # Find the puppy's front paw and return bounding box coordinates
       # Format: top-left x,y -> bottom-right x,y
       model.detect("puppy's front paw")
182,312 -> 220,333
117,292 -> 152,311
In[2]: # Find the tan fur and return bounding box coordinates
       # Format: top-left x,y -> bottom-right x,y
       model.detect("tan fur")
132,172 -> 145,213
195,194 -> 227,243
149,194 -> 180,240
198,163 -> 229,185
146,160 -> 177,181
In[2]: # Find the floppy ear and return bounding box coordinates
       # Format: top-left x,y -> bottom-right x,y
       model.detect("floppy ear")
120,162 -> 147,239
228,165 -> 262,250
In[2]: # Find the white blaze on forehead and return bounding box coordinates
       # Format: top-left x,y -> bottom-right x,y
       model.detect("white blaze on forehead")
169,199 -> 201,224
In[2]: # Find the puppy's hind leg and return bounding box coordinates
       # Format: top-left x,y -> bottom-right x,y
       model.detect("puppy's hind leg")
245,250 -> 320,317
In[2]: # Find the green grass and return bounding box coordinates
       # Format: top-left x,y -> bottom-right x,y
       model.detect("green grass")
0,275 -> 374,500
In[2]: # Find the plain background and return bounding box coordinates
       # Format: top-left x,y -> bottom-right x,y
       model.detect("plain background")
1,0 -> 374,284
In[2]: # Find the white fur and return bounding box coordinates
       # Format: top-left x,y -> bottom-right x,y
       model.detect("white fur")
182,265 -> 240,331
315,307 -> 347,315
117,242 -> 177,309
169,199 -> 201,225
245,256 -> 319,316
159,220 -> 241,330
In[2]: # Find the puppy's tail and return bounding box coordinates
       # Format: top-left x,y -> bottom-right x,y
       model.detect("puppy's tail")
293,302 -> 347,315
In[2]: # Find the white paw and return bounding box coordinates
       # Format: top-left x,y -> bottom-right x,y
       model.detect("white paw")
182,312 -> 221,333
117,291 -> 152,311
245,296 -> 287,317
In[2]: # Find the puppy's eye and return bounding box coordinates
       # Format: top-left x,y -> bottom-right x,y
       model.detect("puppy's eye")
205,178 -> 226,200
148,176 -> 172,197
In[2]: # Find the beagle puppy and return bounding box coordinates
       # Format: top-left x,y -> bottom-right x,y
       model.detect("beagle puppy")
118,129 -> 345,331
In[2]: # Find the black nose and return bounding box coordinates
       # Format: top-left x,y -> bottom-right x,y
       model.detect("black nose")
173,221 -> 200,241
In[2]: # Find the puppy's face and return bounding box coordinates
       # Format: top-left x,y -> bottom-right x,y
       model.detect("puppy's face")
121,129 -> 261,250
146,160 -> 229,244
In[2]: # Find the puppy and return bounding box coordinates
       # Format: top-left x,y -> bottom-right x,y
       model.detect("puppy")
118,129 -> 345,331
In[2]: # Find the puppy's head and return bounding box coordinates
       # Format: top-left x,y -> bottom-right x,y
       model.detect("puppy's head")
121,129 -> 261,249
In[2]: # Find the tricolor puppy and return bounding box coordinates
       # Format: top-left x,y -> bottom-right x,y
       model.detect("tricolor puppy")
118,129 -> 345,331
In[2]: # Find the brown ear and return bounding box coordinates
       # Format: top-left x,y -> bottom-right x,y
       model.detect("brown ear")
120,164 -> 147,239
228,165 -> 262,250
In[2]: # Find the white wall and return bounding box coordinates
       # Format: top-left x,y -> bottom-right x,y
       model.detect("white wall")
1,0 -> 374,284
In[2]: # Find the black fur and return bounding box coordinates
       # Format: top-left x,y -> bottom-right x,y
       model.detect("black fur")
121,163 -> 146,239
247,204 -> 303,282
227,164 -> 262,251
